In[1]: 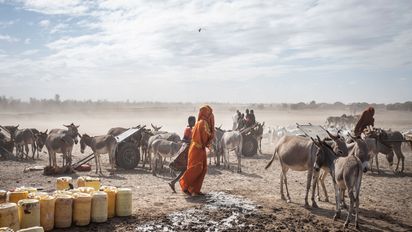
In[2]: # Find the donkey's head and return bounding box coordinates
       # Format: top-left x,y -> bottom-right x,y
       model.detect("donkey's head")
80,134 -> 91,154
312,136 -> 337,172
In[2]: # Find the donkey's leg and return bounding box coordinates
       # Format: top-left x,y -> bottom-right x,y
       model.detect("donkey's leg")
31,143 -> 36,159
279,169 -> 286,201
283,168 -> 291,203
304,170 -> 313,207
110,147 -> 116,173
151,153 -> 157,176
94,153 -> 99,174
223,149 -> 228,169
344,190 -> 355,228
52,152 -> 57,168
369,155 -> 374,173
236,148 -> 242,173
316,170 -> 321,201
394,147 -> 405,173
311,170 -> 319,208
24,143 -> 29,159
98,154 -> 103,175
48,151 -> 52,166
320,171 -> 329,202
376,154 -> 380,173
333,185 -> 341,220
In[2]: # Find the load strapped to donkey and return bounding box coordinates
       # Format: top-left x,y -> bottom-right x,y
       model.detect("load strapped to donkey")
73,126 -> 146,170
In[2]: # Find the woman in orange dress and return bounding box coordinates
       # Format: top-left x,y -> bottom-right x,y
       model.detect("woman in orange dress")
179,105 -> 215,196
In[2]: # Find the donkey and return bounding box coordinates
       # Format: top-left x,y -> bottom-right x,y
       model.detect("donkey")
363,128 -> 405,173
255,122 -> 265,154
140,129 -> 154,167
34,129 -> 48,159
313,137 -> 363,229
29,128 -> 48,159
145,132 -> 181,168
316,130 -> 349,202
219,130 -> 243,172
209,127 -> 225,166
265,133 -> 347,208
46,132 -> 75,168
14,128 -> 36,159
317,134 -> 369,205
46,123 -> 80,167
149,138 -> 183,176
80,134 -> 117,175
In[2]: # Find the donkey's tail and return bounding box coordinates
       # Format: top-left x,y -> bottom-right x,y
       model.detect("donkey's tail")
265,146 -> 278,170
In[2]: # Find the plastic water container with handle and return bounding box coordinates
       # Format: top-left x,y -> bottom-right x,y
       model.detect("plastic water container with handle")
17,199 -> 40,229
116,188 -> 132,216
0,202 -> 19,231
8,191 -> 28,204
101,186 -> 117,218
73,193 -> 92,226
38,195 -> 55,231
54,195 -> 73,228
91,192 -> 107,223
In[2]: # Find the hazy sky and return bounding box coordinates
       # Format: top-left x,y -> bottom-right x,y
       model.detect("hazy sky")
0,0 -> 411,103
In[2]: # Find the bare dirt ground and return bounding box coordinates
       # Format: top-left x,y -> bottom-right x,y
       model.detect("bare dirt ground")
1,108 -> 412,231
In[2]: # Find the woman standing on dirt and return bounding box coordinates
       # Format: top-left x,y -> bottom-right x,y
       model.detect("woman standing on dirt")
179,105 -> 215,196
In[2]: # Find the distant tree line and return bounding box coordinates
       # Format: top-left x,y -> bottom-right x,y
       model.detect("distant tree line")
0,95 -> 411,113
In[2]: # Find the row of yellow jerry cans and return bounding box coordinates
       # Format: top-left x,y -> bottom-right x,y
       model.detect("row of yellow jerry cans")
0,187 -> 132,231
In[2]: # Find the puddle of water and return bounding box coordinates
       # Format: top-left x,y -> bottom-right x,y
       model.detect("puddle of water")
136,191 -> 257,232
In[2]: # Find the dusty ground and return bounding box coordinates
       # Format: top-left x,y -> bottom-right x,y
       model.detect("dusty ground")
1,108 -> 412,231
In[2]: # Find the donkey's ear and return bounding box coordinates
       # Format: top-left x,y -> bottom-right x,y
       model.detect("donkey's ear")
316,136 -> 323,146
44,129 -> 48,134
311,137 -> 320,147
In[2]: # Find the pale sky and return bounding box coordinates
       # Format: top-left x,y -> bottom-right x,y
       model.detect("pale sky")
0,0 -> 411,103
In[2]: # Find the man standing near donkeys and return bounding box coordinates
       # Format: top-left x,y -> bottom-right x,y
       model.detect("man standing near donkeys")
179,105 -> 215,196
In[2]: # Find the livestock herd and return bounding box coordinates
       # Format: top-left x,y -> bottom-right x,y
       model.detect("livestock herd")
0,122 -> 252,176
1,114 -> 412,229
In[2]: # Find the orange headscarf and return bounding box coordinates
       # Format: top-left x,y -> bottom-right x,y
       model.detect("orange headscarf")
197,105 -> 215,144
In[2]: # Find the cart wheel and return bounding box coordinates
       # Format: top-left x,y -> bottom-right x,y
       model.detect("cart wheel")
116,143 -> 140,170
242,135 -> 258,157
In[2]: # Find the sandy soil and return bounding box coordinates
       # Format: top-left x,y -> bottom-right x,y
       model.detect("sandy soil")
1,108 -> 412,231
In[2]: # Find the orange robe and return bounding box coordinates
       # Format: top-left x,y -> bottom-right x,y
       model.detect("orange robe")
179,119 -> 212,194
